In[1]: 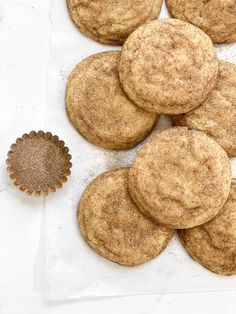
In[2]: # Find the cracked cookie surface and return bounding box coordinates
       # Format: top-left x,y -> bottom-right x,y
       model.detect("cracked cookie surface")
119,19 -> 218,115
172,61 -> 236,157
129,127 -> 231,229
66,52 -> 158,150
67,0 -> 163,44
179,179 -> 236,275
78,168 -> 174,266
166,0 -> 236,43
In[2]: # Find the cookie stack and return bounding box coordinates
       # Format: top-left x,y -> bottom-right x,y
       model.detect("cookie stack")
65,8 -> 236,275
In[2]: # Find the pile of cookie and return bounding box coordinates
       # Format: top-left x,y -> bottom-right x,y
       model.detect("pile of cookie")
65,0 -> 236,276
7,1 -> 236,276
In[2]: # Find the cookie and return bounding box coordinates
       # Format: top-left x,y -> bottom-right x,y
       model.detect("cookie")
67,0 -> 163,45
129,127 -> 231,229
172,61 -> 236,157
166,0 -> 236,44
119,19 -> 218,115
66,52 -> 158,150
179,179 -> 236,275
78,168 -> 174,266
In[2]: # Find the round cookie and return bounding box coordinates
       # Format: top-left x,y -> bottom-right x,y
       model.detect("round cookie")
179,179 -> 236,276
66,52 -> 158,150
129,127 -> 231,229
119,19 -> 218,115
172,61 -> 236,157
67,0 -> 163,45
78,168 -> 174,267
166,0 -> 236,44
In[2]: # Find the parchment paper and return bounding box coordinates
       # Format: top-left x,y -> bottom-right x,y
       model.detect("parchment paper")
45,0 -> 236,301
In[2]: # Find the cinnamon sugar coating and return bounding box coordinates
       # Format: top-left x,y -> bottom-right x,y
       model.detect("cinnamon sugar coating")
172,61 -> 236,157
6,131 -> 72,196
78,168 -> 174,266
179,179 -> 236,275
166,0 -> 236,43
119,19 -> 218,114
129,127 -> 231,229
67,0 -> 163,44
66,52 -> 158,150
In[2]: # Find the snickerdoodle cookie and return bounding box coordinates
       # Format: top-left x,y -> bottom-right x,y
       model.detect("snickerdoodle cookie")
166,0 -> 236,44
172,61 -> 236,157
179,179 -> 236,275
67,0 -> 163,45
129,127 -> 231,229
119,19 -> 218,115
78,168 -> 174,266
66,52 -> 158,150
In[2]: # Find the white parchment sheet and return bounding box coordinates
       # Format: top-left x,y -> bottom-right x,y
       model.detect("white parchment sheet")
45,0 -> 236,301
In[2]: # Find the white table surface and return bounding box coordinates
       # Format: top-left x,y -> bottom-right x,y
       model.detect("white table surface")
0,1 -> 235,313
